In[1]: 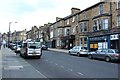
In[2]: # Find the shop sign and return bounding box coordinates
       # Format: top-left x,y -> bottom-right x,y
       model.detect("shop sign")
110,34 -> 119,40
89,36 -> 107,41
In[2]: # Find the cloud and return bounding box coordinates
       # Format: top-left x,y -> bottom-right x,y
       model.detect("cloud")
0,0 -> 100,33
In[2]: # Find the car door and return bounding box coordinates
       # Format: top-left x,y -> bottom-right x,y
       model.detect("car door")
72,46 -> 78,55
93,49 -> 102,58
99,49 -> 108,59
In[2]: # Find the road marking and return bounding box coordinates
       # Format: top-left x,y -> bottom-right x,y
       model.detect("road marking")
77,72 -> 84,75
3,66 -> 23,70
46,60 -> 48,61
68,68 -> 73,71
55,63 -> 58,65
35,70 -> 47,78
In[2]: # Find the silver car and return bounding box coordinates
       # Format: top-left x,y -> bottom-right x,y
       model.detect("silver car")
68,46 -> 88,56
88,49 -> 120,62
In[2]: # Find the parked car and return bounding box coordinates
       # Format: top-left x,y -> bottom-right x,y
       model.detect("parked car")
20,41 -> 42,59
42,45 -> 48,50
10,43 -> 16,50
15,45 -> 21,53
68,46 -> 88,56
88,49 -> 120,62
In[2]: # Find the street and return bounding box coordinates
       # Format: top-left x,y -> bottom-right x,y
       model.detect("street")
1,47 -> 120,79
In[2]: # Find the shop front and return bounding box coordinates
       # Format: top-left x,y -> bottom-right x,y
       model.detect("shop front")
61,35 -> 75,49
88,35 -> 110,51
88,33 -> 120,51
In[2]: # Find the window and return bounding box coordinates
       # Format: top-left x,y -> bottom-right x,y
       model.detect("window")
76,26 -> 78,33
84,37 -> 87,44
84,22 -> 87,31
99,4 -> 104,14
102,18 -> 108,30
98,19 -> 102,30
83,12 -> 86,19
93,20 -> 97,31
80,38 -> 83,44
117,1 -> 120,9
80,23 -> 83,32
80,22 -> 87,32
64,28 -> 70,36
72,17 -> 75,22
67,19 -> 69,25
117,16 -> 120,27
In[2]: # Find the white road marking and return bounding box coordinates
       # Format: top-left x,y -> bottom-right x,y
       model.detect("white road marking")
35,70 -> 47,78
77,72 -> 84,75
4,66 -> 23,70
46,60 -> 48,61
55,63 -> 58,65
68,68 -> 73,71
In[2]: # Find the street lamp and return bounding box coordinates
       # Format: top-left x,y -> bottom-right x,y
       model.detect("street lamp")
8,22 -> 17,47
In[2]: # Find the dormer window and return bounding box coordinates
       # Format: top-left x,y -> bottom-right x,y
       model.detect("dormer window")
83,12 -> 86,19
72,17 -> 75,22
67,19 -> 69,25
99,4 -> 104,15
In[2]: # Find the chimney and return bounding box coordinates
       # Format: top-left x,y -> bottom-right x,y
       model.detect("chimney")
71,7 -> 80,15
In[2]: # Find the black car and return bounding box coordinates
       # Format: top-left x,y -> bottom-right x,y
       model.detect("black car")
42,45 -> 48,50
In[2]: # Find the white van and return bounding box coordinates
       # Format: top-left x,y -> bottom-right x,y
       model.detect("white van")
20,42 -> 42,59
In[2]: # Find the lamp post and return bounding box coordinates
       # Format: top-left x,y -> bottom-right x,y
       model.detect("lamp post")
8,22 -> 17,47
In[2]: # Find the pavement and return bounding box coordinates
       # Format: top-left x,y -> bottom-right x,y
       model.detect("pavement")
1,46 -> 46,78
48,48 -> 69,53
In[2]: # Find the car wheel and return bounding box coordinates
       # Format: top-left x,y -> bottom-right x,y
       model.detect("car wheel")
105,56 -> 111,62
88,55 -> 92,59
77,52 -> 80,57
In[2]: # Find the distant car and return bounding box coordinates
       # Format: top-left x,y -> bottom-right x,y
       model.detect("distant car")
15,45 -> 21,53
42,45 -> 48,50
10,44 -> 16,50
88,49 -> 120,62
68,46 -> 88,56
20,42 -> 42,59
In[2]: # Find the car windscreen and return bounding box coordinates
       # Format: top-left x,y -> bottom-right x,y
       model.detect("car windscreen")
81,47 -> 87,50
28,43 -> 40,49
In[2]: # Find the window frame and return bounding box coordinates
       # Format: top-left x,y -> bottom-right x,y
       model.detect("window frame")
102,18 -> 108,30
99,4 -> 104,15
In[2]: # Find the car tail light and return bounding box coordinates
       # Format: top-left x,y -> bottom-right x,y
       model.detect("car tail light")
114,54 -> 119,57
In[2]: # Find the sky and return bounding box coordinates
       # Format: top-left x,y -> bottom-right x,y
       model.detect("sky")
0,0 -> 100,34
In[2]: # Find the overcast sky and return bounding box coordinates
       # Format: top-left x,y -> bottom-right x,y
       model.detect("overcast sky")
0,0 -> 100,34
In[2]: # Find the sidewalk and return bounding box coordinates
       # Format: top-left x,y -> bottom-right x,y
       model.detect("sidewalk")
48,48 -> 69,53
2,47 -> 46,78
